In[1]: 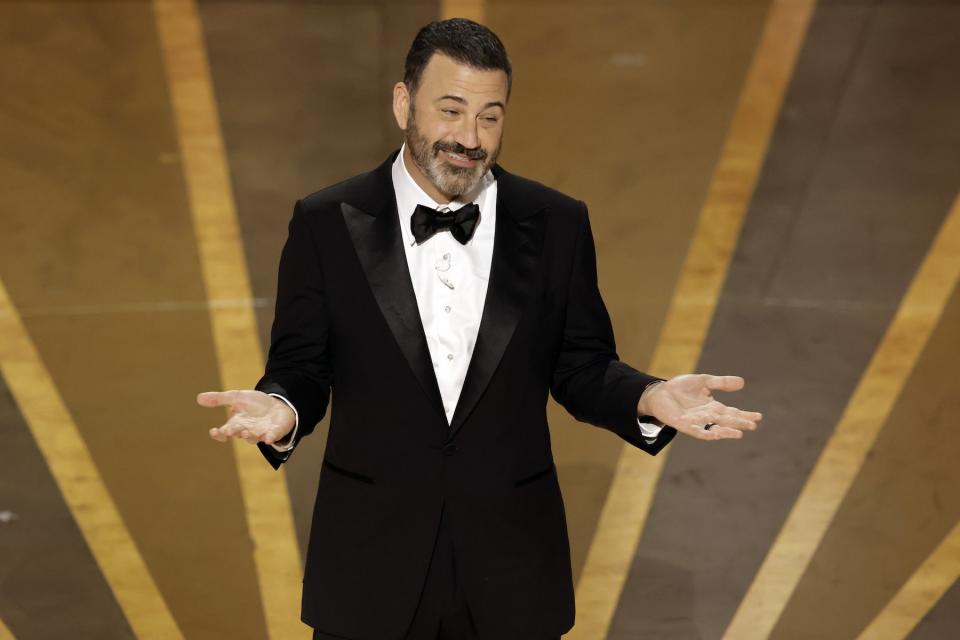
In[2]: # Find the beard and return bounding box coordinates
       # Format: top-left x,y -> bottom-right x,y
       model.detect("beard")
405,106 -> 500,200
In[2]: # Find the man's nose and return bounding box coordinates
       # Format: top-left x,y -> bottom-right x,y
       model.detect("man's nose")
454,118 -> 480,151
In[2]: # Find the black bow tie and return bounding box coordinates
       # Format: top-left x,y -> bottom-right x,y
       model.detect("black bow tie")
410,203 -> 480,245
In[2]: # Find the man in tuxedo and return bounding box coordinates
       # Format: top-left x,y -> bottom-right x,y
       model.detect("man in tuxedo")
198,18 -> 762,640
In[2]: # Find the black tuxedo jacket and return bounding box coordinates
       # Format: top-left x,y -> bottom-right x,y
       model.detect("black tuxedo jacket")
254,148 -> 677,639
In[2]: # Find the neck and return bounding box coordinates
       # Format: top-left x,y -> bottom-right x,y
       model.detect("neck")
402,144 -> 454,205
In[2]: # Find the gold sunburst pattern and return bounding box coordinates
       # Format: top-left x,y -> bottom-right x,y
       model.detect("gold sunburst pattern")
0,1 -> 957,638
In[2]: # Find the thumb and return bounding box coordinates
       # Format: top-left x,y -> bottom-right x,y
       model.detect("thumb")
197,390 -> 240,408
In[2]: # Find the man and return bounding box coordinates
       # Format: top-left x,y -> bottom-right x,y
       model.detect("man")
198,18 -> 761,640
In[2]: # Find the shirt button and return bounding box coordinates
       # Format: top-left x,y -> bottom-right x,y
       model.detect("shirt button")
447,353 -> 454,360
444,305 -> 451,313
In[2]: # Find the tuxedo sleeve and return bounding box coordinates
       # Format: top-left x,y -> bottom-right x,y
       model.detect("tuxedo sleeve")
254,199 -> 333,469
549,201 -> 676,455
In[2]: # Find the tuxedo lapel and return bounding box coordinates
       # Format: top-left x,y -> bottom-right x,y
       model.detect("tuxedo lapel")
448,172 -> 547,437
341,197 -> 447,424
340,151 -> 547,437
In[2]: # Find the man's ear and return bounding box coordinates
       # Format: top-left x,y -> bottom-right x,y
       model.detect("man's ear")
392,82 -> 410,131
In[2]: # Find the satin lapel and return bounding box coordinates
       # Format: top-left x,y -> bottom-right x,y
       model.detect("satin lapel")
448,178 -> 547,437
341,197 -> 447,422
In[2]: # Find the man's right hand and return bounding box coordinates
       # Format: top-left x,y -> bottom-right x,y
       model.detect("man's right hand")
197,390 -> 296,446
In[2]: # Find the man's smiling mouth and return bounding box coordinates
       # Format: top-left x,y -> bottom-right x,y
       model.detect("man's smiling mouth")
443,150 -> 479,166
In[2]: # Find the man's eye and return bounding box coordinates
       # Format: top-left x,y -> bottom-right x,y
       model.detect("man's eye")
442,109 -> 458,115
482,117 -> 499,123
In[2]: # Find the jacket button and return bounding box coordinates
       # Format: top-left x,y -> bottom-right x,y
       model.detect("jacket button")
442,443 -> 458,456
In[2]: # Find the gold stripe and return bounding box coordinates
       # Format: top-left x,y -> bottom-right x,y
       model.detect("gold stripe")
441,0 -> 485,23
725,192 -> 960,638
151,2 -> 305,638
0,279 -> 183,638
857,520 -> 960,639
570,2 -> 817,637
0,617 -> 16,640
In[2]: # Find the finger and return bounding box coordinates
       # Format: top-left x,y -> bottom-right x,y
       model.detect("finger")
682,422 -> 725,441
704,424 -> 744,440
708,405 -> 758,431
721,404 -> 763,423
261,427 -> 280,445
675,415 -> 715,440
211,425 -> 255,442
713,415 -> 758,431
691,424 -> 720,441
213,414 -> 259,441
731,410 -> 763,425
701,375 -> 745,392
678,409 -> 719,431
677,410 -> 745,440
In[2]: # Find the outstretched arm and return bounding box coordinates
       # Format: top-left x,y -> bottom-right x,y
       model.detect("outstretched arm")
197,199 -> 333,469
549,201 -> 675,453
550,202 -> 762,452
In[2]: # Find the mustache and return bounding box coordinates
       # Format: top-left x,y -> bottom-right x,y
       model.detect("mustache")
433,141 -> 487,161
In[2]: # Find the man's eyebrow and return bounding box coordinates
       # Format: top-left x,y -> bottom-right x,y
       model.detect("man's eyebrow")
436,95 -> 506,111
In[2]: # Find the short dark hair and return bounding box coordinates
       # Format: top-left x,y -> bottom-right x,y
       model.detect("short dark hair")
403,18 -> 512,99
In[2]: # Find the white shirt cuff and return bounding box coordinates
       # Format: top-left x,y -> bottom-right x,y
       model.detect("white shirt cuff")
637,416 -> 663,439
267,393 -> 299,452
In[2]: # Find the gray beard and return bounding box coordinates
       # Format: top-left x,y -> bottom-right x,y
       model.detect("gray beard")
405,118 -> 498,200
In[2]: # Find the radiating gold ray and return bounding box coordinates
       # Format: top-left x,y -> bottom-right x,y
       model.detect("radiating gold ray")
857,520 -> 960,640
151,1 -> 306,637
0,617 -> 16,639
570,2 -> 817,637
725,191 -> 960,638
441,0 -> 485,24
0,279 -> 183,639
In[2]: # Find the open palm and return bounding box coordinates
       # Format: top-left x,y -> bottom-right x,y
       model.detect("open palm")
197,390 -> 296,446
641,374 -> 762,440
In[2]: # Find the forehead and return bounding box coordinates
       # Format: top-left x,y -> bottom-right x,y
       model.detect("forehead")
417,53 -> 508,105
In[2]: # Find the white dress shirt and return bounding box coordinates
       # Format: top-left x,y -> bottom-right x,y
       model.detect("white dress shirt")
270,145 -> 661,451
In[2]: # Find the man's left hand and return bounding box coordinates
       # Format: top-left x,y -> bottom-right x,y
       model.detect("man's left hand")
638,374 -> 762,441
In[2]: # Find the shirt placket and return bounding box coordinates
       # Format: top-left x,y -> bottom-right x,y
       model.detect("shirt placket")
433,208 -> 461,423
